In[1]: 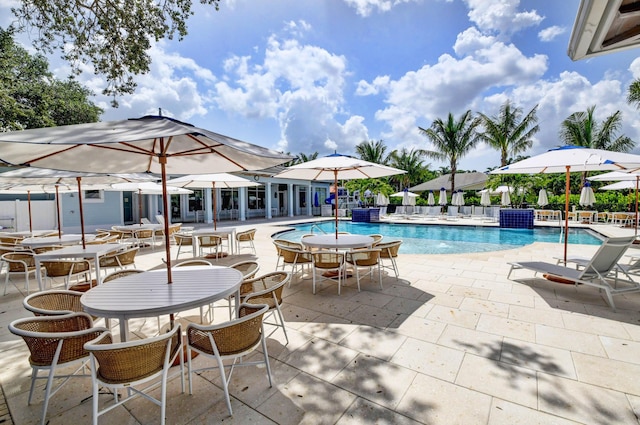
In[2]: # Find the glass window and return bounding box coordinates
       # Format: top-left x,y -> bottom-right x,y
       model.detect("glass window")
248,186 -> 265,210
82,189 -> 103,202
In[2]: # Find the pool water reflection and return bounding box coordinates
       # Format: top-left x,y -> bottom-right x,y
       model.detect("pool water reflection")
275,221 -> 602,255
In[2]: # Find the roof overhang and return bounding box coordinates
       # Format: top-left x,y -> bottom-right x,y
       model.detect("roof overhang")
568,0 -> 640,60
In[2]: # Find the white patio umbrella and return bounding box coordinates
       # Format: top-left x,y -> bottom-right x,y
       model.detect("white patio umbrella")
492,145 -> 640,262
537,188 -> 549,207
427,191 -> 435,206
375,192 -> 389,206
501,190 -> 511,206
274,153 -> 405,238
166,173 -> 260,230
0,115 -> 292,288
0,167 -> 156,245
438,188 -> 447,206
480,190 -> 491,207
456,190 -> 465,206
579,181 -> 596,207
391,190 -> 418,206
0,183 -> 74,234
589,171 -> 640,234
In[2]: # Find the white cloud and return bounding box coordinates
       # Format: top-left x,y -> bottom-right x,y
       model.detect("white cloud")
464,0 -> 543,35
342,0 -> 421,17
368,27 -> 547,151
538,25 -> 566,42
77,42 -> 216,122
213,33 -> 365,154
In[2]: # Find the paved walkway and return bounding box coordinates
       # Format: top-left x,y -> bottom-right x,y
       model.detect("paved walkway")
1,216 -> 640,424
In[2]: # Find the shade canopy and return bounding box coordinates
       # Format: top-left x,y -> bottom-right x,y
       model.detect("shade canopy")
438,188 -> 447,206
274,153 -> 405,238
166,173 -> 261,189
375,192 -> 389,206
491,145 -> 640,262
0,115 -> 291,174
600,181 -> 639,190
275,154 -> 405,181
166,173 -> 260,230
0,115 -> 292,292
108,181 -> 193,194
537,189 -> 549,207
427,191 -> 435,206
0,167 -> 156,242
492,145 -> 640,174
501,191 -> 511,206
579,182 -> 596,206
390,191 -> 419,198
480,191 -> 491,206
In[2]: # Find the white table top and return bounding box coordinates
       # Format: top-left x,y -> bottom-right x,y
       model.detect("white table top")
80,266 -> 242,320
301,234 -> 374,249
113,224 -> 163,231
34,243 -> 122,259
21,234 -> 93,248
191,227 -> 236,236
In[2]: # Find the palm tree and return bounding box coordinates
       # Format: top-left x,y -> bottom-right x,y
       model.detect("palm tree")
387,147 -> 429,190
355,139 -> 388,164
419,110 -> 481,192
479,101 -> 539,167
628,78 -> 640,108
559,105 -> 635,184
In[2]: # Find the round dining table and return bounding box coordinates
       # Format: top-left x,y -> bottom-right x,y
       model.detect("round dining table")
81,266 -> 243,341
301,234 -> 374,250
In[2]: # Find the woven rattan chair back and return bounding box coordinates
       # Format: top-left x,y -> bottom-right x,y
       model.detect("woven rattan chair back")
84,324 -> 183,425
173,259 -> 213,268
3,251 -> 36,271
103,268 -> 145,283
235,228 -> 257,254
9,312 -> 107,425
229,260 -> 260,280
185,303 -> 271,416
242,272 -> 291,343
23,290 -> 84,316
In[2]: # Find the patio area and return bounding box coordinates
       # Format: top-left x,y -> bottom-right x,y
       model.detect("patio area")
1,216 -> 640,424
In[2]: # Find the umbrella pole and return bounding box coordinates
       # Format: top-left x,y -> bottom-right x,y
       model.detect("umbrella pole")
55,185 -> 62,238
563,167 -> 570,264
212,182 -> 217,230
160,159 -> 173,283
76,177 -> 86,249
334,171 -> 338,239
138,189 -> 143,225
634,176 -> 640,236
27,190 -> 32,233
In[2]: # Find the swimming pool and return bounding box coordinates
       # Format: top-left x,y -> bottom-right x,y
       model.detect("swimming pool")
274,221 -> 603,255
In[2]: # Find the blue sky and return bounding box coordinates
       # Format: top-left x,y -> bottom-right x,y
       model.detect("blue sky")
3,0 -> 640,171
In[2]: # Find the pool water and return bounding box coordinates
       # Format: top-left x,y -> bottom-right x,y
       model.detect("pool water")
274,221 -> 603,255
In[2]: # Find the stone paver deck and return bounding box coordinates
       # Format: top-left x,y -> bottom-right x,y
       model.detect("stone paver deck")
1,216 -> 639,425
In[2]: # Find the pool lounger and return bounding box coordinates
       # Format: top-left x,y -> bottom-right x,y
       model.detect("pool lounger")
507,234 -> 640,311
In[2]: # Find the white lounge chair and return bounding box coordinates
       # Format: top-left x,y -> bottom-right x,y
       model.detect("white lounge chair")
507,235 -> 639,311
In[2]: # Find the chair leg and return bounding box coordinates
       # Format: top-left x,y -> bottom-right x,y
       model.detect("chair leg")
217,356 -> 233,416
260,330 -> 273,387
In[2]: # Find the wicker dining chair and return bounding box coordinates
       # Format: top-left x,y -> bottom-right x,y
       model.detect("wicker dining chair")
134,228 -> 155,250
186,303 -> 272,416
376,240 -> 403,279
173,233 -> 193,259
235,228 -> 257,254
98,246 -> 139,277
9,312 -> 107,425
84,324 -> 183,425
311,250 -> 347,295
41,258 -> 92,290
346,248 -> 383,291
2,250 -> 40,295
23,290 -> 85,316
196,234 -> 223,258
272,240 -> 312,281
241,271 -> 291,343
